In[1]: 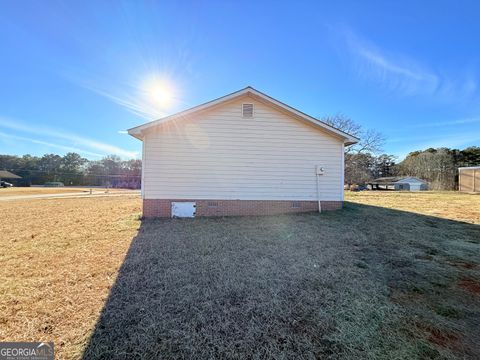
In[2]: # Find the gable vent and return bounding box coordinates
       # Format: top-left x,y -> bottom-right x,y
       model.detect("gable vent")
242,103 -> 254,118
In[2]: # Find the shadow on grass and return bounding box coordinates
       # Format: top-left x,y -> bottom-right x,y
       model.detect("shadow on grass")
82,203 -> 480,359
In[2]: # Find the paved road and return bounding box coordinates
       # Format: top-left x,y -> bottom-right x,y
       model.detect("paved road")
0,190 -> 140,201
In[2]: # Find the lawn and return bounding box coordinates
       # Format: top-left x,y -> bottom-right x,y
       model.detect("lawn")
0,186 -> 89,197
346,191 -> 480,224
1,192 -> 479,359
0,187 -> 139,198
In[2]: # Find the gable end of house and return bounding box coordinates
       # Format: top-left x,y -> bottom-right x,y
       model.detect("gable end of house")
128,87 -> 356,217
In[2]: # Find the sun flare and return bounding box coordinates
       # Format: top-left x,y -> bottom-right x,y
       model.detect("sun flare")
142,76 -> 175,109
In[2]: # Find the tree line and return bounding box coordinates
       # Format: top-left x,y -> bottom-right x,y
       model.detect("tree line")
340,148 -> 480,190
0,153 -> 141,188
1,118 -> 478,190
323,115 -> 480,190
398,147 -> 480,190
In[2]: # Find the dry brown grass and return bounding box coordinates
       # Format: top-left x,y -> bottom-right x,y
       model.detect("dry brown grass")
0,196 -> 142,359
0,187 -> 89,196
0,187 -> 139,198
1,192 -> 479,359
346,191 -> 480,224
82,201 -> 480,359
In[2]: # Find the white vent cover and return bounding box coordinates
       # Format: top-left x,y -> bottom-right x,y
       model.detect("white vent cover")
242,103 -> 254,118
171,202 -> 196,218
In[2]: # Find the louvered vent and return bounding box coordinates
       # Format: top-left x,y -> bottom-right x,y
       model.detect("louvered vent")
242,103 -> 254,118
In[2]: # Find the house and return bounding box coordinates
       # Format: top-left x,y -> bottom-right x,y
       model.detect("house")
459,166 -> 480,192
368,176 -> 428,191
128,87 -> 358,217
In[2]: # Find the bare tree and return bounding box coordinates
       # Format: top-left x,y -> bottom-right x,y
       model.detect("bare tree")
322,114 -> 385,154
321,114 -> 387,186
322,114 -> 362,138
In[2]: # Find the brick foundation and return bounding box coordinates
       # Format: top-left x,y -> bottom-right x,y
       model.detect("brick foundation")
143,199 -> 343,218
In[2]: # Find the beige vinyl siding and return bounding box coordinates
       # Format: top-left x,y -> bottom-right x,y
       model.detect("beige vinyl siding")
143,97 -> 344,201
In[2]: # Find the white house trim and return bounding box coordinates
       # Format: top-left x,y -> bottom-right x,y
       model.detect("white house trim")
128,86 -> 359,145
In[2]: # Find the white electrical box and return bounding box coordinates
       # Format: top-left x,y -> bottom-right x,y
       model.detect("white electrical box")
316,165 -> 325,175
171,202 -> 196,218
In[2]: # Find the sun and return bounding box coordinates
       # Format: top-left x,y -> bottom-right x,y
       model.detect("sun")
149,84 -> 171,107
142,77 -> 175,109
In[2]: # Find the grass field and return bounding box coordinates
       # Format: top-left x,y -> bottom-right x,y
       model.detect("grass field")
0,187 -> 139,198
1,192 -> 479,359
346,191 -> 480,224
0,187 -> 89,196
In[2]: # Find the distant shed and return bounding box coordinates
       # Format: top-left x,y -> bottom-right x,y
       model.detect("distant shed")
368,176 -> 428,191
459,166 -> 480,193
394,177 -> 428,191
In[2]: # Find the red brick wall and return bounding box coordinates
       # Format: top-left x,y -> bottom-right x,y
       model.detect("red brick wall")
143,199 -> 342,218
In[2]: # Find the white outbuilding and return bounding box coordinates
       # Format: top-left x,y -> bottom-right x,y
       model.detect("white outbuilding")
369,176 -> 428,191
394,177 -> 428,191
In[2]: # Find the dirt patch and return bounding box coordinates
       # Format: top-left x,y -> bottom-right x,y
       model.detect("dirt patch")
415,321 -> 462,351
458,278 -> 480,295
428,328 -> 461,350
448,261 -> 478,269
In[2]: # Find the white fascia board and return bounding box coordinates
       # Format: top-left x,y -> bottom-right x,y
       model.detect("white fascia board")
127,87 -> 359,145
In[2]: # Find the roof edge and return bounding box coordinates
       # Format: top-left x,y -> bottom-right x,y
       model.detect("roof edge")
127,86 -> 359,144
459,166 -> 480,170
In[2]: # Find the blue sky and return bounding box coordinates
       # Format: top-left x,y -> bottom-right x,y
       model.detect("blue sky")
0,1 -> 479,160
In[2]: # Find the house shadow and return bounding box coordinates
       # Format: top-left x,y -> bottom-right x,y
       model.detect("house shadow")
81,203 -> 480,359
